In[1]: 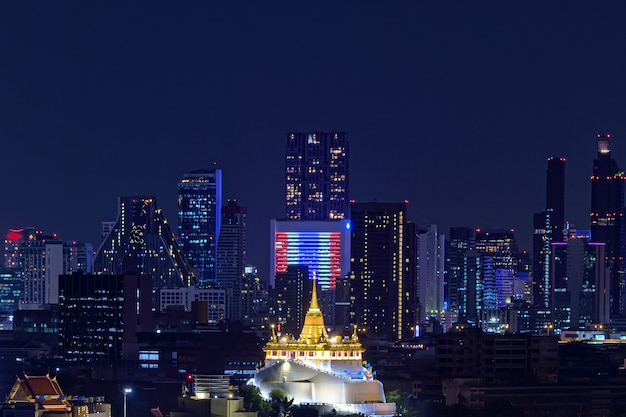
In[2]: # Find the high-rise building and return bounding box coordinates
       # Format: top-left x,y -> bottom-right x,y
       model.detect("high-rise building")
416,224 -> 445,322
590,134 -> 626,316
217,199 -> 247,285
446,227 -> 474,314
285,132 -> 349,220
551,231 -> 610,330
4,229 -> 94,310
178,168 -> 223,286
546,157 -> 566,236
93,196 -> 196,309
459,250 -> 482,324
349,201 -> 414,340
533,157 -> 566,330
57,272 -> 152,367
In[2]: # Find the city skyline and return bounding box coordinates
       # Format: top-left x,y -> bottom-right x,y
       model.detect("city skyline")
2,2 -> 626,278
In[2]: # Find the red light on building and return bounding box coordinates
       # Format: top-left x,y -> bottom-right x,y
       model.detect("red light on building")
404,199 -> 409,204
607,134 -> 611,138
475,228 -> 481,233
7,232 -> 22,241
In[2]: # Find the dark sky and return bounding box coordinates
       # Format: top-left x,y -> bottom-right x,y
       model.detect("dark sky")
2,1 -> 626,278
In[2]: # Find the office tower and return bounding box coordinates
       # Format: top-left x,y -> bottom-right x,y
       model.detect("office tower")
551,231 -> 610,330
270,219 -> 351,326
533,157 -> 566,330
0,269 -> 21,316
349,201 -> 414,340
93,197 -> 197,309
178,168 -> 223,286
5,229 -> 94,310
590,134 -> 626,316
240,265 -> 269,328
270,265 -> 312,335
459,250 -> 482,323
285,132 -> 349,220
546,157 -> 566,236
446,227 -> 474,314
416,224 -> 445,322
20,235 -> 64,308
57,272 -> 152,367
217,199 -> 247,284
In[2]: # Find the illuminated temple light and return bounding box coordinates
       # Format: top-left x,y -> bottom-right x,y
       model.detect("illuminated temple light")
254,277 -> 396,416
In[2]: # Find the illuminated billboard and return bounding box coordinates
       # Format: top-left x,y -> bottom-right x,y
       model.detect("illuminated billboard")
270,220 -> 351,290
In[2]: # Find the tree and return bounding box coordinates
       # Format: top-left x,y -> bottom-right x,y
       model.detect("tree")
386,389 -> 418,417
239,384 -> 271,417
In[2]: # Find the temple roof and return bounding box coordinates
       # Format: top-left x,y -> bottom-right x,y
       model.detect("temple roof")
7,372 -> 71,411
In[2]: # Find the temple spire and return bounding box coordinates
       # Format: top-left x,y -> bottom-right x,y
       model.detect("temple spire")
309,271 -> 320,311
297,272 -> 329,344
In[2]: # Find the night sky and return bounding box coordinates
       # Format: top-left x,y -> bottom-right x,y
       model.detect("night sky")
2,2 -> 626,278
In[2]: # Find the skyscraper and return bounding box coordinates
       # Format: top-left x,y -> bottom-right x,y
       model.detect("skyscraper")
178,168 -> 223,287
551,231 -> 610,330
285,132 -> 349,220
590,134 -> 625,316
446,227 -> 474,314
416,224 -> 445,322
546,157 -> 566,236
216,199 -> 247,284
57,272 -> 152,367
93,196 -> 196,309
533,156 -> 566,330
349,201 -> 414,340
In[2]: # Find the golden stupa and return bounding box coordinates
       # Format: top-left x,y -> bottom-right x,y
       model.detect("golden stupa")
254,277 -> 396,416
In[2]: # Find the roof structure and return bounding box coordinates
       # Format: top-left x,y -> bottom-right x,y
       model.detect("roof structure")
6,371 -> 71,412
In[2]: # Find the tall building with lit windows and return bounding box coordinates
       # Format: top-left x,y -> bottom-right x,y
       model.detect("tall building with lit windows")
349,201 -> 414,341
216,199 -> 247,284
93,196 -> 196,309
533,156 -> 566,330
285,132 -> 349,220
590,134 -> 625,316
551,230 -> 610,330
178,168 -> 222,287
416,224 -> 445,322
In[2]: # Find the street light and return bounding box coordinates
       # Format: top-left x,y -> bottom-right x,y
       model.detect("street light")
123,387 -> 132,417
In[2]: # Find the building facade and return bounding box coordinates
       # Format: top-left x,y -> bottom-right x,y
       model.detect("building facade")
285,132 -> 349,220
590,134 -> 625,317
93,196 -> 196,309
533,157 -> 566,331
417,224 -> 445,322
57,272 -> 152,367
551,231 -> 610,330
178,168 -> 223,287
349,201 -> 414,341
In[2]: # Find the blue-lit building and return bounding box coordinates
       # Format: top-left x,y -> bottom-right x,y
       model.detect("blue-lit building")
285,132 -> 349,221
178,168 -> 222,287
